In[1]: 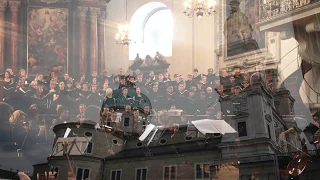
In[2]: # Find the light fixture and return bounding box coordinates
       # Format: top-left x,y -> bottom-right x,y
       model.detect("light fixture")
115,24 -> 131,46
183,0 -> 217,18
115,0 -> 132,46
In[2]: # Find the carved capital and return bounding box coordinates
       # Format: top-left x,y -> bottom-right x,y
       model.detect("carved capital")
89,7 -> 100,18
77,6 -> 88,18
0,0 -> 7,12
99,11 -> 108,21
9,0 -> 20,12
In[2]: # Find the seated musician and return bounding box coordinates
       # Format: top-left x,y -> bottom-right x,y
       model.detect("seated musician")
125,105 -> 132,113
133,108 -> 143,134
108,111 -> 118,127
158,110 -> 179,134
280,112 -> 320,150
206,107 -> 216,119
51,106 -> 70,128
100,106 -> 110,125
116,88 -> 132,106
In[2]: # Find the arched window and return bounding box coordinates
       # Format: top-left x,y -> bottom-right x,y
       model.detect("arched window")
129,2 -> 173,60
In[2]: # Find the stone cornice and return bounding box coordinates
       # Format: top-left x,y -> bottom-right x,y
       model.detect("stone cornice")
274,89 -> 295,102
0,0 -> 7,12
48,154 -> 103,162
40,0 -> 71,4
218,137 -> 282,155
77,0 -> 108,9
8,0 -> 20,12
222,50 -> 277,73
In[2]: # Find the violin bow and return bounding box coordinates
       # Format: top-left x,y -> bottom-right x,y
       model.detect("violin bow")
281,139 -> 311,157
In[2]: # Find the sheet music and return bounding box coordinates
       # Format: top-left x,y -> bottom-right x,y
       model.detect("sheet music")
147,128 -> 158,146
139,124 -> 155,141
191,119 -> 237,135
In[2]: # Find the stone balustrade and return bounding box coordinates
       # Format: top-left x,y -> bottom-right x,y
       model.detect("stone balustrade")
259,0 -> 320,21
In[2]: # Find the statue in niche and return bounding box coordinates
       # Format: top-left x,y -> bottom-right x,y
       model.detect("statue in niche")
129,54 -> 143,70
154,51 -> 167,65
224,0 -> 260,56
141,55 -> 159,67
134,53 -> 142,61
129,52 -> 170,74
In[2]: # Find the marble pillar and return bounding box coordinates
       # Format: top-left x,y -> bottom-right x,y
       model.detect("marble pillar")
0,0 -> 7,73
78,7 -> 88,75
9,0 -> 20,74
89,8 -> 100,73
98,12 -> 106,73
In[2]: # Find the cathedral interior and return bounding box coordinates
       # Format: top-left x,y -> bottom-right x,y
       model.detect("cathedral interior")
1,0 -> 320,180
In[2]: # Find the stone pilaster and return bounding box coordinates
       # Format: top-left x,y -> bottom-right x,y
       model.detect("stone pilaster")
9,0 -> 20,74
89,7 -> 100,73
0,0 -> 7,73
98,11 -> 107,73
77,6 -> 88,74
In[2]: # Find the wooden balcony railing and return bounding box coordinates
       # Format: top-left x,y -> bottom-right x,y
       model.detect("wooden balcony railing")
259,0 -> 320,21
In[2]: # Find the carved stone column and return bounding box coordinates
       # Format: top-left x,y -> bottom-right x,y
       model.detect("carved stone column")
0,0 -> 7,73
78,7 -> 88,75
98,12 -> 106,73
89,8 -> 100,73
9,0 -> 20,74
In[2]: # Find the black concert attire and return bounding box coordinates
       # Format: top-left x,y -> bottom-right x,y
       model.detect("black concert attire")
149,90 -> 164,110
116,95 -> 132,106
234,74 -> 245,86
98,74 -> 113,85
193,74 -> 202,83
135,79 -> 144,88
174,90 -> 188,110
71,88 -> 82,100
195,94 -> 208,114
87,92 -> 101,106
98,89 -> 107,97
186,93 -> 197,114
185,79 -> 194,90
206,92 -> 217,108
80,90 -> 90,99
207,73 -> 216,84
220,75 -> 230,86
102,96 -> 116,108
132,94 -> 149,109
4,79 -> 14,89
200,80 -> 210,90
165,91 -> 175,107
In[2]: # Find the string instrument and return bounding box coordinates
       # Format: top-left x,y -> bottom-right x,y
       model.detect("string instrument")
283,139 -> 311,177
170,124 -> 179,138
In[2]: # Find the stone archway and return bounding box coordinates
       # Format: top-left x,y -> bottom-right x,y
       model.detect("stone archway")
129,2 -> 173,60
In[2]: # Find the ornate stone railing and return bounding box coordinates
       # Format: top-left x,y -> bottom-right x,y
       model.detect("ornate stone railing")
259,0 -> 320,21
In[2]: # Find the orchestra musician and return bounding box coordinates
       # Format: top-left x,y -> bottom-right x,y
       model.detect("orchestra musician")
279,112 -> 320,176
280,112 -> 320,150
